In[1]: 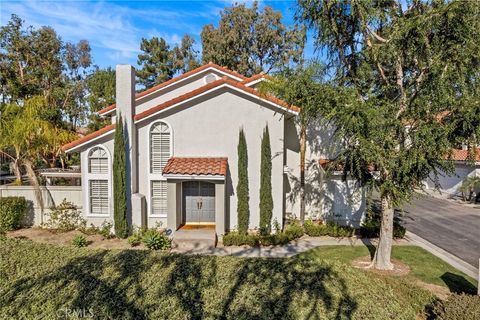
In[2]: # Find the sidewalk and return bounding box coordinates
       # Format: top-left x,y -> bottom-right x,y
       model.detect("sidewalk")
172,236 -> 409,258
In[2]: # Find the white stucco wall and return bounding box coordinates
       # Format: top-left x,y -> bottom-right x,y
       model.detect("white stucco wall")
425,163 -> 480,196
136,88 -> 286,230
0,185 -> 82,226
284,118 -> 366,227
134,70 -> 231,115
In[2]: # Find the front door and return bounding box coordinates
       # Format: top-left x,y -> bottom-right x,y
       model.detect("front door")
183,181 -> 215,223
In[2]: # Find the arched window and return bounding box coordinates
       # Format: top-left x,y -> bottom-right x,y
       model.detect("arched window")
88,146 -> 108,174
150,122 -> 171,174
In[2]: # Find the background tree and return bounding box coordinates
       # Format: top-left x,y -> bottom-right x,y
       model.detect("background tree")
236,128 -> 250,233
86,67 -> 115,132
261,63 -> 328,224
137,35 -> 200,89
201,1 -> 305,77
259,125 -> 273,235
113,116 -> 128,238
137,37 -> 175,89
297,0 -> 480,269
172,35 -> 200,73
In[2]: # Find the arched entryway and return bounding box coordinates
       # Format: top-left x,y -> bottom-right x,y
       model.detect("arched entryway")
182,181 -> 216,224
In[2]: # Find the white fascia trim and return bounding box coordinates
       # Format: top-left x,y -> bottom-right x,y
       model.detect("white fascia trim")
163,174 -> 225,181
244,78 -> 265,87
64,130 -> 115,153
135,83 -> 298,125
100,67 -> 244,116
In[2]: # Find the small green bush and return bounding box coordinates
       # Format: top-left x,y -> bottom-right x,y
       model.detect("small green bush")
0,197 -> 27,231
223,232 -> 260,246
71,235 -> 87,247
283,221 -> 304,239
224,222 -> 304,247
304,219 -> 355,237
44,199 -> 85,232
80,221 -> 115,239
359,219 -> 406,238
432,293 -> 480,320
142,229 -> 171,250
127,233 -> 142,247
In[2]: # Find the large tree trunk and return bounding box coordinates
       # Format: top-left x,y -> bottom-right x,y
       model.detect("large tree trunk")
299,125 -> 306,225
372,195 -> 394,270
12,159 -> 22,184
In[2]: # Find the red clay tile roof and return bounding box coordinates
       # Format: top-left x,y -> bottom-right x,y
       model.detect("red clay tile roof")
163,157 -> 228,176
449,149 -> 480,162
134,77 -> 300,122
62,124 -> 115,152
98,63 -> 247,115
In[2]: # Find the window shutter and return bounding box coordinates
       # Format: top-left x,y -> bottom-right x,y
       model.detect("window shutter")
151,181 -> 167,215
89,180 -> 109,214
150,123 -> 170,174
88,147 -> 108,174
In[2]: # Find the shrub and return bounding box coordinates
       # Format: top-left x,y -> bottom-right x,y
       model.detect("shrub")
432,293 -> 480,320
128,233 -> 142,247
0,197 -> 27,231
142,229 -> 171,250
113,115 -> 128,238
283,221 -> 304,239
304,219 -> 354,237
223,232 -> 260,246
44,199 -> 85,232
71,235 -> 87,247
359,219 -> 406,238
237,128 -> 250,233
80,221 -> 114,239
259,125 -> 273,235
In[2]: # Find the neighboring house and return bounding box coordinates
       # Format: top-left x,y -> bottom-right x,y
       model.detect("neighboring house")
61,63 -> 366,236
425,148 -> 480,196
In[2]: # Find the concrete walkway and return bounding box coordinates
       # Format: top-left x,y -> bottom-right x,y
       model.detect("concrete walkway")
172,236 -> 410,258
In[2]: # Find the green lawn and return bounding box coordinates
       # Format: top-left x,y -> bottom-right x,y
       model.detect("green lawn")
0,238 -> 476,319
299,245 -> 478,294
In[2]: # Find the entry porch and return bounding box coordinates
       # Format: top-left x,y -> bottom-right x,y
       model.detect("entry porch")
163,157 -> 228,236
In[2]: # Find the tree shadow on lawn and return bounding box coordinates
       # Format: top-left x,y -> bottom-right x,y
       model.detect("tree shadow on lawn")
158,253 -> 357,319
441,272 -> 478,295
2,248 -> 358,319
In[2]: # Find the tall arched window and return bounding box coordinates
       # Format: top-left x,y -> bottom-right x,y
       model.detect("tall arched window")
150,122 -> 171,174
88,147 -> 108,174
86,146 -> 110,216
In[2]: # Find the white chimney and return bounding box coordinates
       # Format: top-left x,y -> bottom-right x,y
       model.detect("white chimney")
116,65 -> 138,223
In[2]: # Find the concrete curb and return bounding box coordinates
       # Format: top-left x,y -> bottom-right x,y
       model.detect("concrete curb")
405,231 -> 478,280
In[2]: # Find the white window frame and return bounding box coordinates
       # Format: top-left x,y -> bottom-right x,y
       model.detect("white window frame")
148,120 -> 173,217
84,145 -> 111,217
88,146 -> 109,174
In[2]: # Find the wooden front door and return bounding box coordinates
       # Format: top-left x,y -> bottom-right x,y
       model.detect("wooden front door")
183,181 -> 215,223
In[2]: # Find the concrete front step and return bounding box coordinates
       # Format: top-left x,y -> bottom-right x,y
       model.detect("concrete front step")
172,229 -> 217,251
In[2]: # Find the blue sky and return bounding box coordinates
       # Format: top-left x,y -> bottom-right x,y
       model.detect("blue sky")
1,0 -> 315,70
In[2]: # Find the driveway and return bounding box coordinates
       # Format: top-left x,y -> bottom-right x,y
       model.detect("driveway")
400,195 -> 480,268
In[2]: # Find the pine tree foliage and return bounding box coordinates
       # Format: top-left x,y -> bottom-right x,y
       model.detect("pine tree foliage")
113,116 -> 128,238
259,125 -> 273,235
236,128 -> 250,233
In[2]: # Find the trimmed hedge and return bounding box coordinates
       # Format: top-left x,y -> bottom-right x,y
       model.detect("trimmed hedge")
432,293 -> 480,320
0,197 -> 27,231
223,222 -> 304,246
304,220 -> 355,237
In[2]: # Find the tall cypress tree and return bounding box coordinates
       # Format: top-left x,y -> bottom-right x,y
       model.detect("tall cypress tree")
236,128 -> 249,233
259,125 -> 273,235
113,115 -> 128,238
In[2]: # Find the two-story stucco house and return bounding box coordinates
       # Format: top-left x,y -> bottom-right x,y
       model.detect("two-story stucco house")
62,63 -> 366,237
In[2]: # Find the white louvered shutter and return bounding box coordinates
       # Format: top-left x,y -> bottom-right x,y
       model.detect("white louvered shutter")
89,147 -> 108,174
150,122 -> 171,174
89,180 -> 109,214
151,181 -> 167,215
